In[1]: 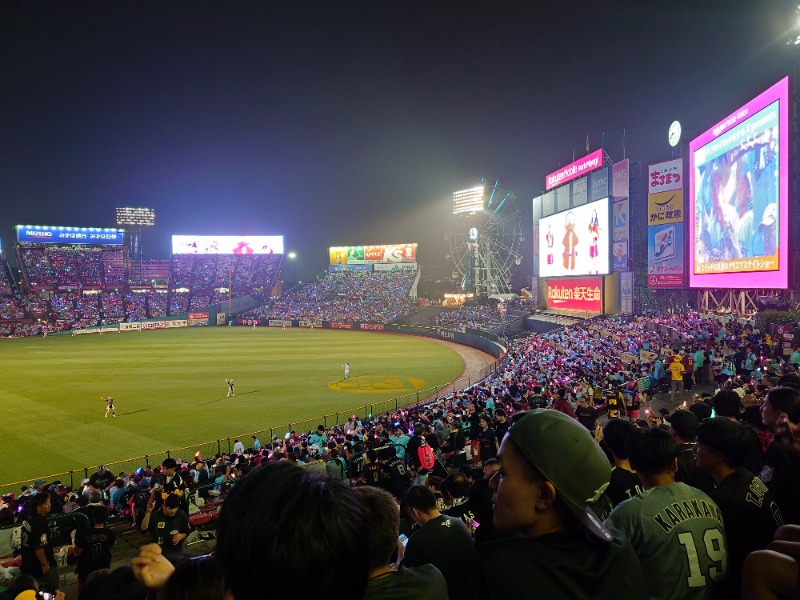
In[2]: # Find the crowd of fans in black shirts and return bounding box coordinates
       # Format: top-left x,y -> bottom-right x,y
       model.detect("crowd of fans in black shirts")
3,311 -> 800,599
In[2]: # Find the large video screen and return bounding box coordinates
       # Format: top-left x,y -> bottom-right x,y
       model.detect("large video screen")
537,197 -> 610,278
16,225 -> 124,245
689,77 -> 789,289
172,236 -> 284,255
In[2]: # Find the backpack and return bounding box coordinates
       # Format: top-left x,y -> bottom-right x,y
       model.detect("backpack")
417,439 -> 435,471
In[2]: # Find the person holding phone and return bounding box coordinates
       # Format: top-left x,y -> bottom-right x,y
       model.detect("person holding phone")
353,486 -> 447,599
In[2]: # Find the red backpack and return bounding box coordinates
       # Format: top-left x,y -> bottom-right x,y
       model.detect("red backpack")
417,438 -> 436,470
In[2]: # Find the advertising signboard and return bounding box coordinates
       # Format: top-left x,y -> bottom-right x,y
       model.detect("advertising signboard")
612,198 -> 629,242
647,223 -> 685,288
689,77 -> 789,289
612,159 -> 630,201
648,158 -> 683,194
555,184 -> 571,213
545,149 -> 603,191
590,168 -> 609,202
572,177 -> 588,206
329,244 -> 417,265
16,225 -> 124,245
620,271 -> 634,315
648,189 -> 684,225
542,191 -> 555,217
612,241 -> 628,272
546,277 -> 603,312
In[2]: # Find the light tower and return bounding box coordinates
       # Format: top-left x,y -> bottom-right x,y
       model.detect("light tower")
115,207 -> 155,282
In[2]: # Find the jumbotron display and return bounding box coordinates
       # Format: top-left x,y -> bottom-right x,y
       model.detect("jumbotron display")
172,236 -> 284,255
689,77 -> 789,289
329,244 -> 417,265
537,197 -> 610,278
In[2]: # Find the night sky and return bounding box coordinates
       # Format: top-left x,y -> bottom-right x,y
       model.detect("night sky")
1,1 -> 796,281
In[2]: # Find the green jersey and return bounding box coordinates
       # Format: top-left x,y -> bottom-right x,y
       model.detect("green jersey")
606,483 -> 727,600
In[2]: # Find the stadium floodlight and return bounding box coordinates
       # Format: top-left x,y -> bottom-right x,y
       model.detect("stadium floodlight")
116,207 -> 155,227
452,185 -> 485,216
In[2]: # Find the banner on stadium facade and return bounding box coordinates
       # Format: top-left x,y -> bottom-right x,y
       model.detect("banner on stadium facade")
546,277 -> 603,312
612,241 -> 628,272
329,264 -> 374,272
620,271 -> 633,315
647,189 -> 684,225
119,322 -> 141,331
329,243 -> 417,266
612,159 -> 630,202
372,263 -> 417,272
612,198 -> 629,242
359,323 -> 385,331
172,235 -> 283,255
165,320 -> 187,328
188,312 -> 209,326
545,149 -> 603,191
648,158 -> 683,193
572,177 -> 588,206
647,223 -> 685,288
329,321 -> 354,330
269,319 -> 292,327
16,225 -> 124,245
141,321 -> 166,330
590,168 -> 609,202
239,318 -> 260,326
298,320 -> 320,328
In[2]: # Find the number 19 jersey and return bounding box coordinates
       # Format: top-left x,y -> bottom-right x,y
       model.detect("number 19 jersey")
606,482 -> 728,600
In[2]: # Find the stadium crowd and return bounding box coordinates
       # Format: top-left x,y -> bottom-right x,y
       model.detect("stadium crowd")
434,298 -> 530,333
0,247 -> 290,335
246,270 -> 417,323
3,310 -> 800,599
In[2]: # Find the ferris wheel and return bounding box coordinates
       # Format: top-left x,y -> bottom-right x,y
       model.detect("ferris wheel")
447,179 -> 524,297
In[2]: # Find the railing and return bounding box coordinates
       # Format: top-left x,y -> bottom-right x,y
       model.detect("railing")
0,356 -> 506,497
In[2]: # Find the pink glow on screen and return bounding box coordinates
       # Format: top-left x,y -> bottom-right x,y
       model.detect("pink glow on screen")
545,149 -> 603,191
689,77 -> 789,289
546,277 -> 603,312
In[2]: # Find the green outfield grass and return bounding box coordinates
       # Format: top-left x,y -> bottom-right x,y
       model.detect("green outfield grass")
0,327 -> 465,486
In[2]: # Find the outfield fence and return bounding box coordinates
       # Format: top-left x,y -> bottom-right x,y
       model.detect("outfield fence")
0,355 -> 506,496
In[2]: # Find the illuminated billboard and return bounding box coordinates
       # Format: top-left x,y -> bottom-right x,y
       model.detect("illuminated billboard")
537,197 -> 610,278
689,77 -> 789,289
647,223 -> 685,288
16,225 -> 124,245
329,244 -> 417,265
172,236 -> 284,255
545,149 -> 603,191
546,277 -> 603,312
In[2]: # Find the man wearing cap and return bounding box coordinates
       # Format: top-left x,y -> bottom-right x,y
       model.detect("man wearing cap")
606,427 -> 727,600
462,410 -> 647,599
86,465 -> 114,497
